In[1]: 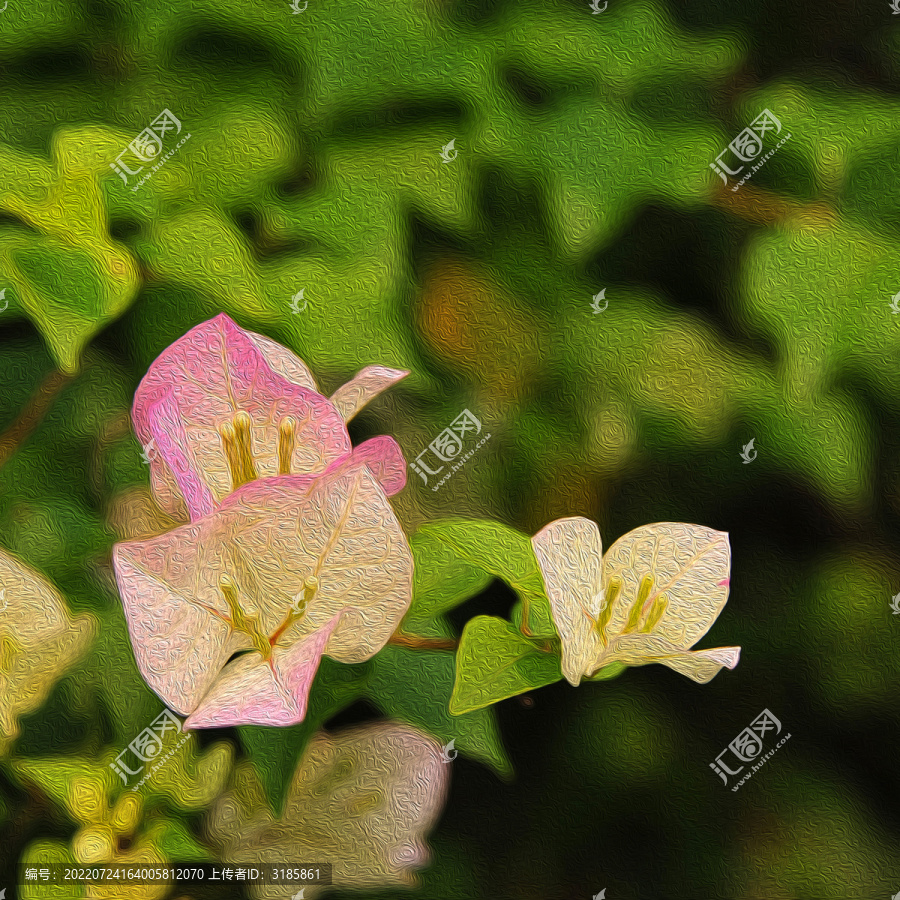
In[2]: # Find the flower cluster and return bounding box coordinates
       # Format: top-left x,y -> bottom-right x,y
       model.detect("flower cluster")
113,314 -> 414,729
114,315 -> 741,735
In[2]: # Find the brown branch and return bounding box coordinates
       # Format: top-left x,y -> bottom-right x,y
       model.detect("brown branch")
0,369 -> 74,470
388,632 -> 458,651
710,181 -> 836,229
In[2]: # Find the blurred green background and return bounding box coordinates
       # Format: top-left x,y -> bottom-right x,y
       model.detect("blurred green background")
2,0 -> 900,896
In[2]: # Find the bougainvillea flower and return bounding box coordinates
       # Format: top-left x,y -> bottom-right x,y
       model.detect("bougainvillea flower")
208,721 -> 449,899
132,314 -> 408,522
112,452 -> 413,729
532,518 -> 740,686
0,547 -> 95,755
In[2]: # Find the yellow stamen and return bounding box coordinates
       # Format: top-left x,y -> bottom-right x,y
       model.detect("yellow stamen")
219,421 -> 242,491
269,577 -> 320,647
590,578 -> 621,648
220,574 -> 245,624
220,575 -> 271,661
278,417 -> 297,475
219,413 -> 259,491
639,593 -> 668,633
233,411 -> 258,484
622,574 -> 653,635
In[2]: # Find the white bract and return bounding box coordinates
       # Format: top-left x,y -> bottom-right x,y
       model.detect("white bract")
532,517 -> 740,686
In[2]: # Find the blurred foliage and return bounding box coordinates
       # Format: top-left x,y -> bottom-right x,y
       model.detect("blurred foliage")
1,0 -> 900,896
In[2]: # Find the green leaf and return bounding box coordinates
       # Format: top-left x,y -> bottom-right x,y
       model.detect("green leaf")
368,615 -> 513,778
465,0 -> 741,256
151,817 -> 212,862
736,219 -> 899,510
739,81 -> 900,219
0,128 -> 141,373
238,657 -> 369,817
134,113 -> 474,377
412,518 -> 556,637
82,607 -> 164,747
450,616 -> 562,715
11,755 -> 117,828
404,526 -> 493,621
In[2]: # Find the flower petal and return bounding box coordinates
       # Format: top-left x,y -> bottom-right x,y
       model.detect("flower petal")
325,436 -> 407,496
217,464 -> 414,662
115,434 -> 412,718
113,523 -> 252,715
329,366 -> 410,422
183,613 -> 342,729
610,633 -> 741,683
532,516 -> 604,686
146,385 -> 217,520
0,548 -> 95,754
601,523 -> 731,650
218,436 -> 408,512
133,314 -> 350,519
207,722 -> 449,893
658,646 -> 741,682
243,329 -> 319,392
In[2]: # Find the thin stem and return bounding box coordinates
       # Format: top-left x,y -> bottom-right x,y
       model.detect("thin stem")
520,597 -> 533,637
711,180 -> 835,228
0,369 -> 73,471
388,632 -> 458,651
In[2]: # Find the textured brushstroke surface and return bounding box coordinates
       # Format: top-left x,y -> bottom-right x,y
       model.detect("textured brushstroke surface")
114,463 -> 413,725
533,517 -> 739,684
208,721 -> 449,898
2,0 -> 900,897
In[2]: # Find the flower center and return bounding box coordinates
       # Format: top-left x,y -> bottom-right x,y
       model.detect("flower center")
217,574 -> 322,661
219,574 -> 271,660
218,412 -> 300,491
586,573 -> 669,647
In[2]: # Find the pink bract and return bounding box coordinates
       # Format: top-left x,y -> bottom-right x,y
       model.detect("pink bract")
133,314 -> 409,522
112,450 -> 414,729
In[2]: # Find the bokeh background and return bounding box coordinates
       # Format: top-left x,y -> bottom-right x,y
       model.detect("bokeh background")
2,0 -> 900,896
